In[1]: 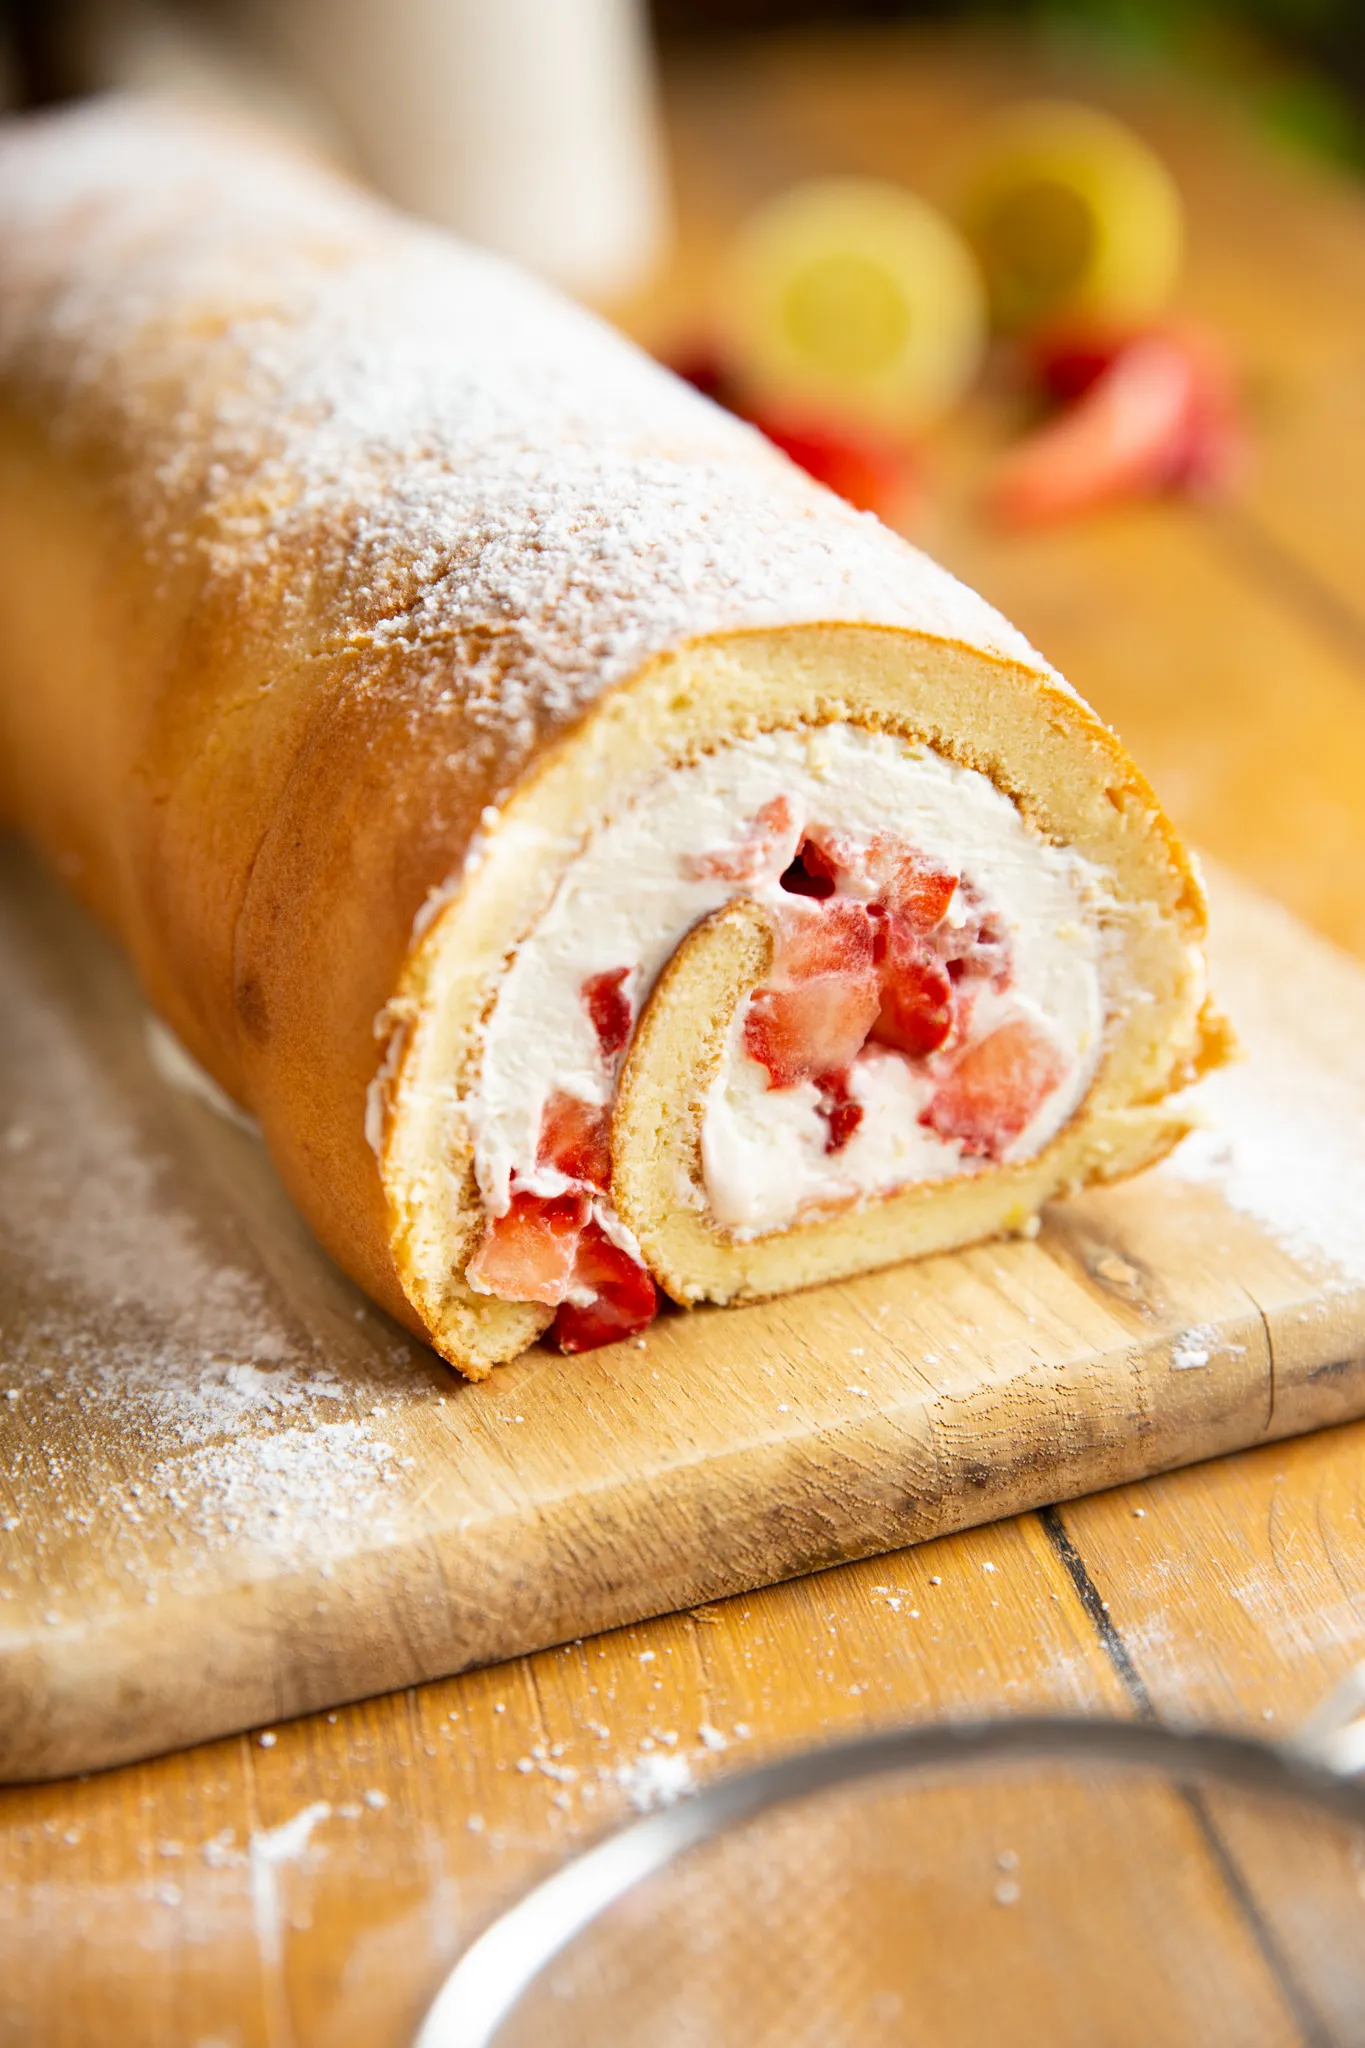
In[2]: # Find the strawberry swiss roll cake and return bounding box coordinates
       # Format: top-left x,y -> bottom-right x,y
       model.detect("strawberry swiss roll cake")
0,102 -> 1229,1378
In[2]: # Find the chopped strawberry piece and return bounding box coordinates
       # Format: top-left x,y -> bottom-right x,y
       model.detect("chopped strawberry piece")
920,1017 -> 1067,1160
871,914 -> 955,1059
800,826 -> 861,881
779,835 -> 840,900
745,975 -> 879,1090
815,1068 -> 863,1154
683,796 -> 795,884
824,1099 -> 863,1153
553,1223 -> 658,1353
937,878 -> 1012,992
745,899 -> 880,1088
466,1189 -> 589,1307
992,329 -> 1241,527
538,1090 -> 612,1190
864,834 -> 957,931
770,897 -> 876,980
582,968 -> 633,1062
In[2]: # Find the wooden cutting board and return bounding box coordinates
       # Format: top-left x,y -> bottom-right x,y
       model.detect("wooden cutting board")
3,843 -> 1364,1784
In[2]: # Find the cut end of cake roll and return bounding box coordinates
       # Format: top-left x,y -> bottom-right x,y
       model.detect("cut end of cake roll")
374,622 -> 1228,1378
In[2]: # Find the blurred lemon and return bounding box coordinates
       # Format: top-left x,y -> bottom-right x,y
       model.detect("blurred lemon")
716,178 -> 986,437
953,101 -> 1183,334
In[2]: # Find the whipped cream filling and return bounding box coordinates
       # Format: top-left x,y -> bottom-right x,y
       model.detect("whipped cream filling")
468,724 -> 1105,1248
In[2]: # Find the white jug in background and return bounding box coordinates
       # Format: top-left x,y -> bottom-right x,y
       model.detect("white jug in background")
259,0 -> 669,298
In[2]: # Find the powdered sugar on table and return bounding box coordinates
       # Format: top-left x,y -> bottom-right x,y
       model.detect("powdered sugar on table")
1163,875 -> 1365,1286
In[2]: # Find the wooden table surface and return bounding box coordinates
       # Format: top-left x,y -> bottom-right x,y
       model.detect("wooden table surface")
5,28 -> 1365,2046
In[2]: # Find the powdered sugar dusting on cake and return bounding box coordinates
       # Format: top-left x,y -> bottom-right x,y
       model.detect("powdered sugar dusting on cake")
0,98 -> 1058,822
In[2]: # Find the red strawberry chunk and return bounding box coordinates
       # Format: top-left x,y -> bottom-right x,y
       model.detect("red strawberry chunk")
815,1068 -> 863,1155
582,967 -> 633,1062
466,1188 -> 589,1307
745,977 -> 878,1089
865,835 -> 958,931
779,834 -> 840,900
538,1090 -> 612,1190
871,914 -> 956,1059
683,796 -> 795,884
789,826 -> 956,931
770,897 -> 876,980
937,877 -> 1012,992
745,899 -> 880,1089
920,1017 -> 1066,1161
553,1223 -> 658,1353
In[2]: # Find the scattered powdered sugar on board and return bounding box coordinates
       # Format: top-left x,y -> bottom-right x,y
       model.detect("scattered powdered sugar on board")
1169,1327 -> 1216,1371
154,1423 -> 402,1560
0,853 -> 437,1593
1,965 -> 307,1400
1163,875 -> 1365,1286
615,1748 -> 696,1813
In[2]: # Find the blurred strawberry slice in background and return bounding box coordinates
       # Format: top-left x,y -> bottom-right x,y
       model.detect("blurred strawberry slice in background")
670,351 -> 919,529
745,412 -> 920,526
1030,330 -> 1133,405
669,347 -> 731,404
992,324 -> 1243,525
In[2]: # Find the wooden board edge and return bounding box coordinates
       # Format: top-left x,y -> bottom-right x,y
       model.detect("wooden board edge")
7,1326 -> 1364,1782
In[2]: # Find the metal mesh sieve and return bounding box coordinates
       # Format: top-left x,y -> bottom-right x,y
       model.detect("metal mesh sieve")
418,1715 -> 1365,2048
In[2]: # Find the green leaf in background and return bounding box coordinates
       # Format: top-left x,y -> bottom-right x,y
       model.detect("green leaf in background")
653,3 -> 1365,175
980,0 -> 1365,169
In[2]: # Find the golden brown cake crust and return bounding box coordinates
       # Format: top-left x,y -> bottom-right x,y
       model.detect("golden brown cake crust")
0,101 -> 1221,1373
